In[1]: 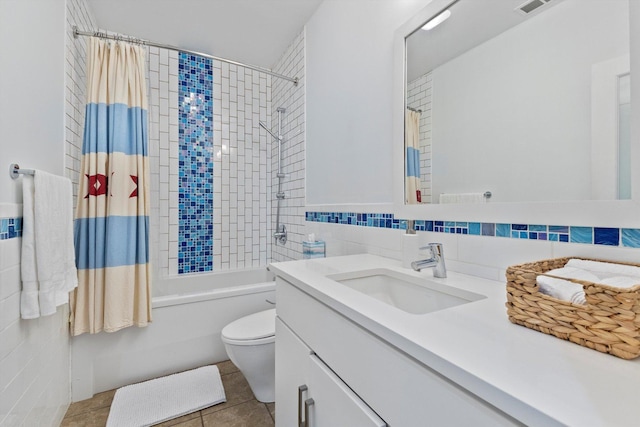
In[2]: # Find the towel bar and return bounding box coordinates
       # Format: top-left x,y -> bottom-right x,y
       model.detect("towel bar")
9,163 -> 35,180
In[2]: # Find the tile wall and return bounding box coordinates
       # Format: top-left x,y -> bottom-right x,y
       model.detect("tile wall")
147,47 -> 178,279
177,53 -> 214,274
0,212 -> 71,426
271,30 -> 306,262
305,210 -> 640,281
0,1 -> 95,425
151,47 -> 275,277
406,71 -> 433,203
306,211 -> 640,247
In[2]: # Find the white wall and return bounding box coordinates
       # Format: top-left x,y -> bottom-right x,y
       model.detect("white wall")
0,0 -> 66,204
305,0 -> 430,205
0,0 -> 85,425
430,0 -> 629,202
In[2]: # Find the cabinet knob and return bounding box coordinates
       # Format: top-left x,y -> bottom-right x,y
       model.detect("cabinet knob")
298,385 -> 308,427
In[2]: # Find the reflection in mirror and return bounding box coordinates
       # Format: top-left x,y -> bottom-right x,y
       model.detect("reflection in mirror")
404,0 -> 631,204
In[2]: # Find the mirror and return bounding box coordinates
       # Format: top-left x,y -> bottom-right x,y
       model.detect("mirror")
404,0 -> 631,204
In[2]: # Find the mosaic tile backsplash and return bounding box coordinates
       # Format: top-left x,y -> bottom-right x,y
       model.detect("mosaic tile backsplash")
0,217 -> 22,240
178,53 -> 214,274
305,212 -> 640,248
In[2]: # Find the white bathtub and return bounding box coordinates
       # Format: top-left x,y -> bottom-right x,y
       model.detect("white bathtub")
153,266 -> 275,306
70,268 -> 276,402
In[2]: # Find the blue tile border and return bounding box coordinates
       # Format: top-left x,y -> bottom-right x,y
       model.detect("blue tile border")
305,211 -> 640,249
0,217 -> 23,240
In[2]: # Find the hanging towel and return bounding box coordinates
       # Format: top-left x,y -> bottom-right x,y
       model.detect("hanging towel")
20,172 -> 78,319
439,193 -> 486,204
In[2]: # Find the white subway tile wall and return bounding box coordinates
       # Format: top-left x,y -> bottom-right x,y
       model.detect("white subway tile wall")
150,30 -> 307,275
271,30 -> 306,262
0,1 -> 96,425
406,71 -> 433,203
0,0 -> 95,426
65,0 -> 96,197
0,226 -> 71,425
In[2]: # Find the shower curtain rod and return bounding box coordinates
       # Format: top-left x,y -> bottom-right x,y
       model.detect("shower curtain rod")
73,27 -> 299,86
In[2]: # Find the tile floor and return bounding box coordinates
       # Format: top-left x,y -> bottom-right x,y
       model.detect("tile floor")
61,361 -> 275,427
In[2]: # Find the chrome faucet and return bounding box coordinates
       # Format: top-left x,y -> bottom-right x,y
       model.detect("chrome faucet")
411,243 -> 447,278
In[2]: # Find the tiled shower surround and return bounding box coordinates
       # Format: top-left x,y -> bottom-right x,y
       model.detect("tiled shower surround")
270,31 -> 306,262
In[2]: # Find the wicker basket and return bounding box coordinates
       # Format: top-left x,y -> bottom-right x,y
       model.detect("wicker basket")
506,257 -> 640,359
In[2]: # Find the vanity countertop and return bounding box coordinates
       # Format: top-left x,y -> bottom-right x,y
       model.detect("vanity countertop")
269,254 -> 640,427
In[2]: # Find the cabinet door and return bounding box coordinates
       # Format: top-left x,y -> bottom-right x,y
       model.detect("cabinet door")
275,317 -> 313,427
306,354 -> 386,427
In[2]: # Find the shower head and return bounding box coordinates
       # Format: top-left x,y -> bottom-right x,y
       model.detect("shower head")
259,121 -> 282,141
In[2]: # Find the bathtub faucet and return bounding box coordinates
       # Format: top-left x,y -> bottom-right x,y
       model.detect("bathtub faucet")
411,243 -> 446,278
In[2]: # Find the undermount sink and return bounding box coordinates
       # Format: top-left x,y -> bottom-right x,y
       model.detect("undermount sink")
327,268 -> 485,314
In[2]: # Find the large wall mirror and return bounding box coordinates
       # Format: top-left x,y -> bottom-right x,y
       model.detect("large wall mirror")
404,0 -> 632,205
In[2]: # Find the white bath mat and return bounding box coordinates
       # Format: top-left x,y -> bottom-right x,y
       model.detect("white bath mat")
106,365 -> 226,427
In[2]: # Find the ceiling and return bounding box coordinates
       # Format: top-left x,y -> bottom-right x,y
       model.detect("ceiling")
85,0 -> 323,69
406,0 -> 567,81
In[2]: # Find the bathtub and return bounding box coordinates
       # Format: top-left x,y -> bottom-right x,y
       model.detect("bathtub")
153,266 -> 275,306
70,267 -> 276,402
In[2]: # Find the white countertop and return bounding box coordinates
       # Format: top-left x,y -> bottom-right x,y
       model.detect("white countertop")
269,254 -> 640,427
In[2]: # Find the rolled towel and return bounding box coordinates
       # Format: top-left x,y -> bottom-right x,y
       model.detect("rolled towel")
536,267 -> 597,305
537,275 -> 586,305
599,276 -> 640,288
566,259 -> 640,280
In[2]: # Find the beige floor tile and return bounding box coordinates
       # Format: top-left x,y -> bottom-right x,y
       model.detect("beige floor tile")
60,406 -> 110,427
265,402 -> 275,421
217,360 -> 239,376
154,411 -> 203,426
64,389 -> 116,418
201,371 -> 255,415
202,400 -> 274,427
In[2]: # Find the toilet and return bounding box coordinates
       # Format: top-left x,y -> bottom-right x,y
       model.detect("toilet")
221,308 -> 276,403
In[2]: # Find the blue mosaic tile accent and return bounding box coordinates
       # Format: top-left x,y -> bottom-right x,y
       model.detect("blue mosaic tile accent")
622,229 -> 640,248
481,223 -> 495,236
178,53 -> 214,274
305,212 -> 640,249
469,222 -> 481,235
0,217 -> 22,240
570,226 -> 593,244
594,227 -> 620,246
496,223 -> 510,237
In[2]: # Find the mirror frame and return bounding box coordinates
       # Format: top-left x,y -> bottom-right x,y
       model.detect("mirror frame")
392,0 -> 640,227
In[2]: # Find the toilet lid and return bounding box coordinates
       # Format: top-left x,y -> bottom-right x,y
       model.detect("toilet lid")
221,308 -> 276,341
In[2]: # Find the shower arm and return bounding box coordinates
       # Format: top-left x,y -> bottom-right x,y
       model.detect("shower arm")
259,119 -> 284,178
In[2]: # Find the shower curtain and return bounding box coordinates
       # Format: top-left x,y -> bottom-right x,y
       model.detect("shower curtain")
405,109 -> 422,204
70,38 -> 151,335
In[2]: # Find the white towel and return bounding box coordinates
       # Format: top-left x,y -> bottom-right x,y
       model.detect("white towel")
439,193 -> 486,204
537,275 -> 587,305
20,172 -> 78,319
600,276 -> 640,288
566,259 -> 640,281
536,267 -> 598,305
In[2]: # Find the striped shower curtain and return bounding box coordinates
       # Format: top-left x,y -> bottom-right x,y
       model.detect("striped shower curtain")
70,38 -> 151,335
405,109 -> 422,204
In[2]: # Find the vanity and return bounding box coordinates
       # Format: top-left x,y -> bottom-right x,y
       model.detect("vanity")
271,254 -> 640,426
